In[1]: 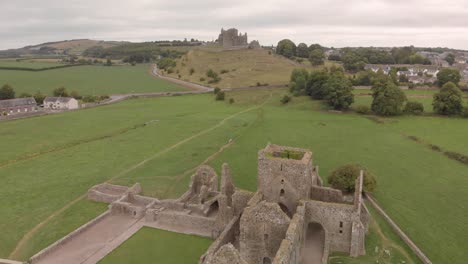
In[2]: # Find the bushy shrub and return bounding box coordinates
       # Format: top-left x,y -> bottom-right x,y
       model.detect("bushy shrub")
220,69 -> 229,74
355,105 -> 371,114
200,77 -> 206,82
404,101 -> 424,115
328,164 -> 377,193
229,98 -> 235,104
213,87 -> 221,94
190,68 -> 195,75
215,91 -> 225,101
280,95 -> 291,104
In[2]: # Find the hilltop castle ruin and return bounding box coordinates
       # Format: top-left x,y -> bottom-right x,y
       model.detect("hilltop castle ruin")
216,28 -> 261,50
30,144 -> 369,264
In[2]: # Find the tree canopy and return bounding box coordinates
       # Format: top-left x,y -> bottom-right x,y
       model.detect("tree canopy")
0,84 -> 15,100
371,78 -> 407,116
296,43 -> 309,58
323,71 -> 354,110
436,68 -> 461,87
276,39 -> 296,58
328,164 -> 377,193
432,82 -> 464,115
309,48 -> 325,66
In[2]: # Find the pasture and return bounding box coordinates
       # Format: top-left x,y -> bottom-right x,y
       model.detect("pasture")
98,228 -> 212,264
165,48 -> 311,88
0,89 -> 466,264
0,64 -> 186,95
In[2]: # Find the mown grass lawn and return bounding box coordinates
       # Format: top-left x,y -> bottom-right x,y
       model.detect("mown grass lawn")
98,228 -> 212,264
0,89 -> 466,264
0,64 -> 186,96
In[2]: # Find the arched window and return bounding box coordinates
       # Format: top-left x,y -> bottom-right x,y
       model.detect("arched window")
280,189 -> 285,197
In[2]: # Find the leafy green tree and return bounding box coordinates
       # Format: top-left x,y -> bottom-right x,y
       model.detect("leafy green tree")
276,39 -> 296,58
33,91 -> 46,104
323,72 -> 354,110
342,51 -> 366,72
105,58 -> 113,66
53,87 -> 69,97
432,82 -> 464,115
308,44 -> 323,52
0,84 -> 15,100
371,81 -> 407,116
436,68 -> 461,87
296,43 -> 309,58
328,164 -> 377,193
306,69 -> 329,99
445,53 -> 455,66
309,49 -> 325,66
289,69 -> 309,96
157,58 -> 176,71
352,70 -> 375,86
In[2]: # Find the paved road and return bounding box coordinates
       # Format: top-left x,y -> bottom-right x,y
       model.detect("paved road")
151,64 -> 213,92
0,258 -> 23,264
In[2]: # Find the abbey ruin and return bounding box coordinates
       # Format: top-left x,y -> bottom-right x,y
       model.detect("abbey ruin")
29,144 -> 369,264
216,28 -> 261,50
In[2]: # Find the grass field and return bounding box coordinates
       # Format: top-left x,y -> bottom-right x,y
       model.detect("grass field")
165,48 -> 310,88
0,59 -> 63,69
0,64 -> 186,95
98,228 -> 212,264
0,89 -> 466,263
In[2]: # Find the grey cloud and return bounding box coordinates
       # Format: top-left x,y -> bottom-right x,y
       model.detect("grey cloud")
0,0 -> 467,50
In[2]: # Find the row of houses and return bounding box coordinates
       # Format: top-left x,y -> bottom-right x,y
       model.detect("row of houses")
0,97 -> 79,116
364,64 -> 440,84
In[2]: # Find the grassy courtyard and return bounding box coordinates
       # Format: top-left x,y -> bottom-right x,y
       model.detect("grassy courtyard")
98,228 -> 212,264
0,64 -> 186,95
0,89 -> 466,263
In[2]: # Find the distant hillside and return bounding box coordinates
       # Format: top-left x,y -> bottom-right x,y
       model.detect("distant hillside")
164,48 -> 314,89
0,39 -> 127,58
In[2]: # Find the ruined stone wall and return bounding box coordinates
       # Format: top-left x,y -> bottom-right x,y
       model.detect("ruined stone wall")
304,200 -> 361,255
200,216 -> 240,264
232,190 -> 254,216
273,205 -> 306,264
310,186 -> 344,203
154,210 -> 216,237
240,201 -> 291,264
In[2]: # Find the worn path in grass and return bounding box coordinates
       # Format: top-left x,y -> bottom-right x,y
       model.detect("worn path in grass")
8,93 -> 271,260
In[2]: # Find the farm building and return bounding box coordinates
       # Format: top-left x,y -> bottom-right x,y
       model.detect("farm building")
0,97 -> 37,116
44,97 -> 79,110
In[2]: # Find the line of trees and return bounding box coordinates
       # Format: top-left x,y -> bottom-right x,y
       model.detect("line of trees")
276,40 -> 326,66
0,85 -> 110,105
289,66 -> 354,110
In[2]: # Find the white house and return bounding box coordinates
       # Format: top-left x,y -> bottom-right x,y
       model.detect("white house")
43,97 -> 79,110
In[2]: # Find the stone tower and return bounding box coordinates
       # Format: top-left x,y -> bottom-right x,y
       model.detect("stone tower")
257,144 -> 316,216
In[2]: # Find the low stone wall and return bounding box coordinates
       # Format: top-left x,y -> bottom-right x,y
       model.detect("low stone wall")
366,194 -> 432,264
29,210 -> 110,264
155,211 -> 216,236
310,186 -> 344,203
200,216 -> 240,264
88,190 -> 121,203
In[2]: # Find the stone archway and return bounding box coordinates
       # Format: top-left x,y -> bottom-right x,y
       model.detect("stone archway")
301,222 -> 325,264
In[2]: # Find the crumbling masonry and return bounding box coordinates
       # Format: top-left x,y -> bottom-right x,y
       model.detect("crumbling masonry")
87,144 -> 369,264
216,28 -> 261,50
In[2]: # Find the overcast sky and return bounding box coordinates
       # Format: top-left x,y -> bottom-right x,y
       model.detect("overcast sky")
1,0 -> 468,50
